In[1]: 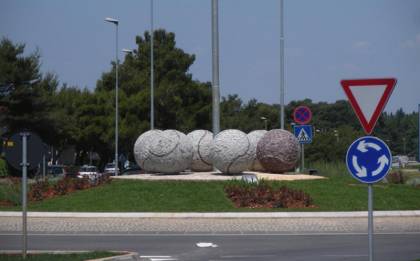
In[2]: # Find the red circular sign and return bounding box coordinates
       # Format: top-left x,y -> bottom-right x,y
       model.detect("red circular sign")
293,105 -> 312,124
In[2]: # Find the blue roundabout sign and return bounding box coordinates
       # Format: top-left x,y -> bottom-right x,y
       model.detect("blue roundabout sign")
346,136 -> 391,184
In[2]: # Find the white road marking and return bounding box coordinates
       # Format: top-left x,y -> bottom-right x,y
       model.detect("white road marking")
196,242 -> 218,248
140,256 -> 177,261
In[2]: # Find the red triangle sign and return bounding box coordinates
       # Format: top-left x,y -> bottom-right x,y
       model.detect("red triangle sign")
341,78 -> 396,134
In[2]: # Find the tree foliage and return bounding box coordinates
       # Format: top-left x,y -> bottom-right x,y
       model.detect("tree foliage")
1,33 -> 418,167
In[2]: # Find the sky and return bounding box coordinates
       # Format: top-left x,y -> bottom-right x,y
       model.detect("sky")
1,0 -> 419,113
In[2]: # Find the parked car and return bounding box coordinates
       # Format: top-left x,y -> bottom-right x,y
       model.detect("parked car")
104,163 -> 119,176
122,161 -> 142,175
392,155 -> 409,168
48,165 -> 67,177
78,165 -> 100,181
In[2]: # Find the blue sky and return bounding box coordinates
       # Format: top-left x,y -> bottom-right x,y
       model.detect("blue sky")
1,0 -> 419,113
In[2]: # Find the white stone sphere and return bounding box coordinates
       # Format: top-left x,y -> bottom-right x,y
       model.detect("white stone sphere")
210,129 -> 253,174
133,129 -> 193,173
187,130 -> 213,171
247,130 -> 267,171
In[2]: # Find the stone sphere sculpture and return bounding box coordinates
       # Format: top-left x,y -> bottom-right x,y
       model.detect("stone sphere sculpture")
187,130 -> 213,171
247,130 -> 267,171
256,129 -> 300,173
133,129 -> 193,173
210,129 -> 253,174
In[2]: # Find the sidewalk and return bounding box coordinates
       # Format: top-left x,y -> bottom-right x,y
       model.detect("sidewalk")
1,210 -> 420,218
1,211 -> 420,234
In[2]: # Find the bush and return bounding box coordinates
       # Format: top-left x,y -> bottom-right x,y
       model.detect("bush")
387,171 -> 405,184
308,161 -> 347,177
29,178 -> 51,201
0,158 -> 9,177
0,177 -> 21,205
225,180 -> 313,209
98,173 -> 111,185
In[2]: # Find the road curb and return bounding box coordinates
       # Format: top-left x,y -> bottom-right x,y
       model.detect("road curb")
1,210 -> 420,218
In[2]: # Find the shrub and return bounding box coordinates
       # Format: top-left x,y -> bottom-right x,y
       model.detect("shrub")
0,158 -> 9,177
98,174 -> 111,185
28,178 -> 51,201
387,171 -> 404,184
0,177 -> 21,205
225,181 -> 313,209
308,161 -> 347,177
74,176 -> 91,190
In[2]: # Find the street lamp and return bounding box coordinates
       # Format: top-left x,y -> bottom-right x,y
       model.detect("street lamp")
105,16 -> 119,176
279,0 -> 285,129
122,48 -> 134,54
260,117 -> 268,130
150,0 -> 155,130
334,129 -> 339,143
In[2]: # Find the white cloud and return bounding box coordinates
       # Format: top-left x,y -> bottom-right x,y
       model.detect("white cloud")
353,41 -> 370,49
400,33 -> 420,49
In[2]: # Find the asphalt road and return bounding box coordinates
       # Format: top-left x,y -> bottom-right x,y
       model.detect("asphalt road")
1,232 -> 420,261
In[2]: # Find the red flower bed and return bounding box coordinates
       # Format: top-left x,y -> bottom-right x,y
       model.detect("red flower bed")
28,174 -> 111,202
225,181 -> 314,209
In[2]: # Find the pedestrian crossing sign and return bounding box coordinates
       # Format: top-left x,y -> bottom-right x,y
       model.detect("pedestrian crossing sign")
293,125 -> 313,144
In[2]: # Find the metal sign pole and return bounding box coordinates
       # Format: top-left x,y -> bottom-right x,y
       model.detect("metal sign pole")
301,144 -> 304,172
368,184 -> 374,261
20,132 -> 29,259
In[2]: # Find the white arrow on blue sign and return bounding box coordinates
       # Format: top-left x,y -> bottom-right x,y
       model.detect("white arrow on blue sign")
346,136 -> 391,183
293,125 -> 313,144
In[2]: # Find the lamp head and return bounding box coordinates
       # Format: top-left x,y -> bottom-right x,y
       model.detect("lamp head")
105,17 -> 119,25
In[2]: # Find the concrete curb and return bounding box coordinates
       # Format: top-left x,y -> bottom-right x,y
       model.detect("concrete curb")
1,211 -> 420,218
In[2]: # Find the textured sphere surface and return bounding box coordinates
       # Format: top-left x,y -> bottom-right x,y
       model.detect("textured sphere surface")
247,130 -> 267,171
133,129 -> 193,173
210,129 -> 253,174
256,129 -> 300,173
187,130 -> 213,171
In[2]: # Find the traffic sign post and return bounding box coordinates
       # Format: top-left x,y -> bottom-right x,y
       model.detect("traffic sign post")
21,132 -> 29,259
342,78 -> 396,261
3,131 -> 46,259
346,136 -> 391,261
346,136 -> 391,184
293,105 -> 312,125
293,125 -> 313,172
294,125 -> 312,144
341,78 -> 396,134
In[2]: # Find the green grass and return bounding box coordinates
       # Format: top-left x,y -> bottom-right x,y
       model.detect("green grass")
1,175 -> 420,212
0,251 -> 118,261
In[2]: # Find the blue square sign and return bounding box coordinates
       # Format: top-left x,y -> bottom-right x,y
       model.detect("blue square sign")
293,125 -> 313,144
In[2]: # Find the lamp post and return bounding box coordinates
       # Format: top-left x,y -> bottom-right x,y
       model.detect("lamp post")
279,0 -> 285,129
260,117 -> 268,130
150,0 -> 155,129
105,17 -> 119,176
211,0 -> 220,136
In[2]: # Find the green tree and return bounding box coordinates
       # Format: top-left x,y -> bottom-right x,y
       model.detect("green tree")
0,38 -> 59,145
93,29 -> 212,162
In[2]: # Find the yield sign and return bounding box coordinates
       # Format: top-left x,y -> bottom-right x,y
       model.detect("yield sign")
341,78 -> 396,134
